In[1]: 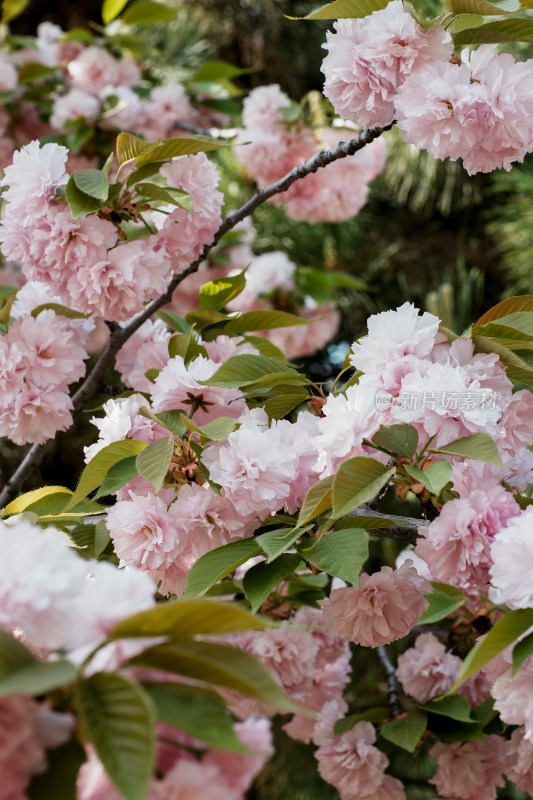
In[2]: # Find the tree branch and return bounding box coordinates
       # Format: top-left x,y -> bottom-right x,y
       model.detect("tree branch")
377,645 -> 403,718
0,124 -> 389,507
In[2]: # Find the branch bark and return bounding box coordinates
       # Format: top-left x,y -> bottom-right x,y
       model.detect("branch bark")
0,124 -> 390,506
377,645 -> 403,718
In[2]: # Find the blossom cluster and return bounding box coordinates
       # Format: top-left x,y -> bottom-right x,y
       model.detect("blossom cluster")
236,84 -> 386,221
0,141 -> 222,323
0,21 -> 226,173
322,0 -> 533,174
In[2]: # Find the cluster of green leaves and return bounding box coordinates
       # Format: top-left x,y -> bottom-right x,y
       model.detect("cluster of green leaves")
0,596 -> 298,800
63,131 -> 232,220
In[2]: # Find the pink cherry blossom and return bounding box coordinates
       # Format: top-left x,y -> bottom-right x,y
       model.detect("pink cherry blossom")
396,61 -> 480,163
0,519 -> 87,649
320,561 -> 431,647
50,88 -> 100,130
504,727 -> 533,793
67,47 -> 140,95
416,486 -> 520,591
156,154 -> 223,274
115,319 -> 170,393
321,1 -> 452,128
84,394 -> 165,463
0,140 -> 68,216
151,354 -> 246,426
490,506 -> 533,608
105,492 -> 183,572
203,718 -> 273,796
350,301 -> 440,387
0,696 -> 72,799
396,633 -> 461,702
491,659 -> 533,741
201,419 -> 300,520
430,736 -> 507,800
314,383 -> 382,477
7,309 -> 87,389
315,721 -> 405,800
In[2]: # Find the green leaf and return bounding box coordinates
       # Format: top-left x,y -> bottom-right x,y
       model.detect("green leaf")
332,457 -> 395,520
146,682 -> 248,752
0,660 -> 78,698
65,175 -> 105,218
192,60 -> 254,81
129,640 -> 297,711
185,538 -> 262,597
68,522 -> 110,559
65,439 -> 147,509
335,514 -> 416,530
475,296 -> 533,327
27,738 -> 86,800
223,310 -> 312,335
72,169 -> 109,201
404,461 -> 453,496
298,528 -> 369,586
243,335 -> 287,362
168,328 -> 207,365
136,182 -> 194,211
102,0 -> 129,24
108,598 -> 268,641
380,711 -> 427,753
418,582 -> 466,625
421,695 -> 474,722
473,335 -> 533,387
0,631 -> 77,697
451,0 -> 519,13
66,125 -> 96,154
0,289 -> 17,325
199,271 -> 247,311
116,132 -> 152,165
454,608 -> 533,687
445,15 -> 485,36
334,707 -> 389,734
297,476 -> 334,526
243,554 -> 302,613
121,0 -> 177,24
201,354 -> 302,388
288,0 -> 390,19
135,435 -> 174,493
474,321 -> 533,343
94,455 -> 138,499
126,161 -> 162,186
512,630 -> 533,676
2,485 -> 71,516
199,416 -> 237,441
31,303 -> 91,320
263,386 -> 310,420
454,19 -> 533,44
1,0 -> 29,24
150,409 -> 187,435
371,424 -> 419,458
431,433 -> 504,467
136,135 -> 232,166
256,526 -> 308,563
185,308 -> 228,329
75,673 -> 155,800
17,62 -> 57,83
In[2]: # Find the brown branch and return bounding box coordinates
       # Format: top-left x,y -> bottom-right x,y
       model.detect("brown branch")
0,124 -> 390,507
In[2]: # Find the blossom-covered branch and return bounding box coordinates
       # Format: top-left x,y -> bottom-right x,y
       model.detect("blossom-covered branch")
0,125 -> 388,506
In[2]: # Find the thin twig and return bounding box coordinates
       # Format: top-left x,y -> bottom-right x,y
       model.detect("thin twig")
0,124 -> 390,506
377,645 -> 403,718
